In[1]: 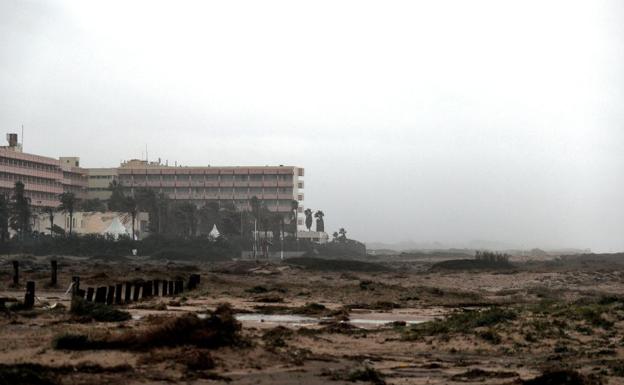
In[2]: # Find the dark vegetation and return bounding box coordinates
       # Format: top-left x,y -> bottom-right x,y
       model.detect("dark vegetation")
1,180 -> 366,260
0,363 -> 132,385
0,234 -> 237,260
406,307 -> 518,338
522,370 -> 603,385
70,297 -> 131,322
430,250 -> 513,271
54,304 -> 242,351
307,238 -> 367,258
286,257 -> 389,272
322,366 -> 386,385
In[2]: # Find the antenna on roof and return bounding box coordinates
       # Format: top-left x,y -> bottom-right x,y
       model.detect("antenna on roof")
21,125 -> 24,148
145,144 -> 148,162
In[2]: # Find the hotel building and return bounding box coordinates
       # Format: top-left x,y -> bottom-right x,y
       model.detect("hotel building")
0,134 -> 86,208
117,159 -> 305,226
0,134 -> 305,226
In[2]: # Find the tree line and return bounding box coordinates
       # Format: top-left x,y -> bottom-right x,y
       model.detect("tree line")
0,180 -> 317,243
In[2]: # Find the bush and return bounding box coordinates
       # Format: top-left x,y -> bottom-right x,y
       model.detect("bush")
347,367 -> 386,385
306,239 -> 367,258
407,307 -> 517,338
70,298 -> 131,322
54,304 -> 243,351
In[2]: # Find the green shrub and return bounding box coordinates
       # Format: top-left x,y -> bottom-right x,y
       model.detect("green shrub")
406,307 -> 517,338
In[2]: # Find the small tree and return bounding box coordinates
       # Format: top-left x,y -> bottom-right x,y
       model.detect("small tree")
314,210 -> 325,232
124,196 -> 138,240
290,200 -> 299,237
59,192 -> 78,235
10,181 -> 31,240
338,228 -> 347,242
43,206 -> 56,236
80,198 -> 106,212
304,208 -> 313,231
107,180 -> 126,211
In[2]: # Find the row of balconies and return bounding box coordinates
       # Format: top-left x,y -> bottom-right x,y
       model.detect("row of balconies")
1,165 -> 63,180
121,180 -> 296,188
0,180 -> 64,194
150,193 -> 295,200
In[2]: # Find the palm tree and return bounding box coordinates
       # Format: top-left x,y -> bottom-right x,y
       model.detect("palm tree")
338,227 -> 347,242
58,192 -> 78,235
43,206 -> 56,236
290,200 -> 299,237
124,196 -> 138,240
107,180 -> 126,211
10,181 -> 32,240
172,202 -> 197,238
314,210 -> 325,232
304,208 -> 313,231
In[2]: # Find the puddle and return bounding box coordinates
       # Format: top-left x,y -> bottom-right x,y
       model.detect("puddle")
234,314 -> 319,326
131,309 -> 439,328
349,318 -> 425,326
233,313 -> 428,328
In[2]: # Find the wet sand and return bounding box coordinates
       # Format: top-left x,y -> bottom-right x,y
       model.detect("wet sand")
1,255 -> 624,384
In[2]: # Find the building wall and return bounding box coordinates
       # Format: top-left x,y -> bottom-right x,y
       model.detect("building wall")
116,160 -> 305,224
33,211 -> 149,238
86,168 -> 118,201
0,136 -> 88,207
0,146 -> 64,207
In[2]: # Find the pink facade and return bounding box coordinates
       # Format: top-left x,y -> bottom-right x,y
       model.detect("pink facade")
0,146 -> 87,208
117,161 -> 304,214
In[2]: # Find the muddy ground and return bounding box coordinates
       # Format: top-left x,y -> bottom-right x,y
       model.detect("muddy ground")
1,255 -> 624,384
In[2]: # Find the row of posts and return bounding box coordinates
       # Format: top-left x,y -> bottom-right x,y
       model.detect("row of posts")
8,260 -> 201,309
72,277 -> 190,305
11,260 -> 58,287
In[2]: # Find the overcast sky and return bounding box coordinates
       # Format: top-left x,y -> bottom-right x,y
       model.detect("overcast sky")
1,1 -> 623,251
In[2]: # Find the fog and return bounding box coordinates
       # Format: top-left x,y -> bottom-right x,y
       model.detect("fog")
1,1 -> 623,252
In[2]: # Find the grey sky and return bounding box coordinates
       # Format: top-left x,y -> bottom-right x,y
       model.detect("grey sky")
1,1 -> 623,251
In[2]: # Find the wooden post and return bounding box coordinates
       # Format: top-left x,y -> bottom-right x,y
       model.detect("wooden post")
24,281 -> 35,308
143,281 -> 152,298
71,276 -> 80,295
95,286 -> 107,303
176,279 -> 184,294
50,260 -> 58,286
124,282 -> 132,303
106,285 -> 114,305
12,261 -> 18,286
162,280 -> 168,296
86,287 -> 95,302
153,279 -> 160,296
115,284 -> 123,305
168,280 -> 174,295
132,282 -> 141,301
188,274 -> 200,290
